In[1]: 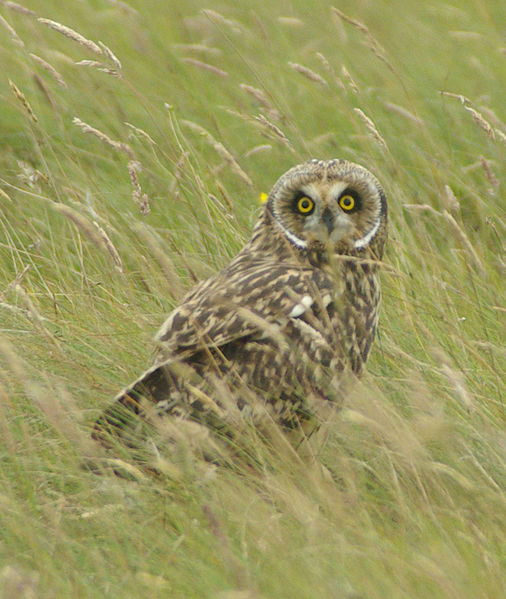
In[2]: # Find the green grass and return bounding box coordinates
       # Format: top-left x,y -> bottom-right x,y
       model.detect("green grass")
0,0 -> 504,597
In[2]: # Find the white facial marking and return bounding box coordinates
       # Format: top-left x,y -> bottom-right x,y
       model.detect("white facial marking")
354,217 -> 381,249
274,217 -> 308,248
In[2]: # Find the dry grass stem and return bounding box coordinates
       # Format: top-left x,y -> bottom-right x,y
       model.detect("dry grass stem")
182,58 -> 228,78
439,90 -> 472,105
51,202 -> 126,268
406,204 -> 486,275
0,187 -> 13,202
124,122 -> 156,145
132,223 -> 185,299
442,185 -> 460,212
38,18 -> 103,55
201,9 -> 242,34
93,222 -> 123,273
168,151 -> 189,194
240,83 -> 281,120
183,121 -> 252,185
479,157 -> 499,187
277,16 -> 304,27
9,80 -> 38,122
29,53 -> 67,88
244,144 -> 272,158
0,13 -> 24,45
172,43 -> 221,56
128,160 -> 151,214
464,106 -> 495,139
288,62 -> 328,86
494,129 -> 506,145
253,114 -> 295,152
332,7 -> 395,73
98,41 -> 122,70
442,210 -> 486,275
316,52 -> 345,90
384,102 -> 423,125
341,65 -> 359,93
75,59 -> 121,77
106,0 -> 138,16
73,117 -> 134,158
1,1 -> 37,16
353,108 -> 388,150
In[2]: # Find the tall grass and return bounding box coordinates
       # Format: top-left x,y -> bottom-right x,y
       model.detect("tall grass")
0,1 -> 504,597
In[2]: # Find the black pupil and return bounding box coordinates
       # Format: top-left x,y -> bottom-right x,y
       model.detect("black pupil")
343,197 -> 352,206
301,199 -> 310,209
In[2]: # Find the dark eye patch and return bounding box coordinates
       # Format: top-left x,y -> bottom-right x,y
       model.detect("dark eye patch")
338,188 -> 362,213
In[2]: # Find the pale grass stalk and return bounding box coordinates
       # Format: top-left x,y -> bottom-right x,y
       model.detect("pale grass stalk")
405,204 -> 486,275
132,222 -> 185,299
98,41 -> 122,70
124,122 -> 157,145
464,106 -> 495,139
215,180 -> 234,211
73,117 -> 134,158
93,222 -> 123,273
127,160 -> 150,214
14,284 -> 57,344
254,114 -> 295,152
439,90 -> 472,105
353,108 -> 388,151
341,65 -> 359,93
183,121 -> 252,185
478,106 -> 506,133
240,83 -> 281,120
316,52 -> 345,90
75,59 -> 121,78
383,101 -> 423,125
443,210 -> 486,275
201,9 -> 242,33
181,58 -> 228,78
494,128 -> 506,144
2,1 -> 37,16
168,151 -> 189,194
277,16 -> 304,27
38,18 -> 103,56
432,348 -> 475,413
0,13 -> 23,45
51,201 -> 128,267
244,144 -> 272,158
0,188 -> 13,202
288,62 -> 328,86
172,43 -> 221,56
8,80 -> 38,122
6,264 -> 31,291
442,185 -> 460,212
479,156 -> 499,187
448,30 -> 482,40
107,0 -> 138,16
29,53 -> 67,88
332,7 -> 396,74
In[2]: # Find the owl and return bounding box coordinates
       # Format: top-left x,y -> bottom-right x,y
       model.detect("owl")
93,159 -> 387,449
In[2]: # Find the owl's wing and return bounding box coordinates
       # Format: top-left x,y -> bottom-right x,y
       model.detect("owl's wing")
152,259 -> 334,360
93,260 -> 335,440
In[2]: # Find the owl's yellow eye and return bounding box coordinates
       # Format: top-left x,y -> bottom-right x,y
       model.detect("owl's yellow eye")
339,194 -> 355,211
297,196 -> 314,214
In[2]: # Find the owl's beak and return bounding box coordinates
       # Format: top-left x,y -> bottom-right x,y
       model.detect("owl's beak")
306,208 -> 353,246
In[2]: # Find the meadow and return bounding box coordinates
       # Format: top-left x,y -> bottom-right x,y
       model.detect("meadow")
0,0 -> 504,597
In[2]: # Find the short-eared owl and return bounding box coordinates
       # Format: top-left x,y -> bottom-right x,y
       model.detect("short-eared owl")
94,159 -> 387,445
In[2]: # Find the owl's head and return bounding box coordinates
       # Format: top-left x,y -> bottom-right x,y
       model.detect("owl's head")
265,159 -> 387,257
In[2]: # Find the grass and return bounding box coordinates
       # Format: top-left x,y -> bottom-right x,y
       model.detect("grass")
0,0 -> 504,597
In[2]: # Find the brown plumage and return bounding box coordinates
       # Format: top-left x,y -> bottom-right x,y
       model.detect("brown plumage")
93,159 -> 388,447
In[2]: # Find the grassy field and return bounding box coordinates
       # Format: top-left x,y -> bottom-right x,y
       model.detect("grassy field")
0,0 -> 504,597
